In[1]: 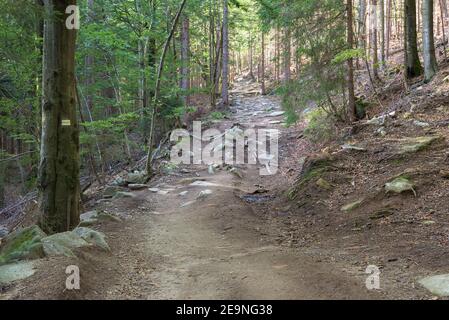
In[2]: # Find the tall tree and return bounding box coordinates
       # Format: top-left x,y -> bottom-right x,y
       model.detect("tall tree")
180,14 -> 190,104
38,0 -> 80,233
370,0 -> 380,79
221,0 -> 229,107
404,0 -> 423,78
348,0 -> 357,122
261,30 -> 266,95
422,0 -> 438,81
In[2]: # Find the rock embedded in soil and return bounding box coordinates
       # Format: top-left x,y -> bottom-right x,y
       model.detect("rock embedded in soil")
341,199 -> 364,212
113,191 -> 137,199
0,225 -> 47,265
395,135 -> 443,155
103,186 -> 126,199
385,177 -> 416,196
126,171 -> 147,184
418,274 -> 449,297
41,231 -> 90,257
73,227 -> 110,251
0,261 -> 36,285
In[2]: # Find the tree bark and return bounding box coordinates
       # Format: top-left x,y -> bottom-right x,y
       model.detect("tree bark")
348,0 -> 357,122
38,0 -> 80,233
261,31 -> 266,95
370,0 -> 380,79
405,0 -> 423,78
221,0 -> 229,107
181,15 -> 190,104
423,0 -> 438,81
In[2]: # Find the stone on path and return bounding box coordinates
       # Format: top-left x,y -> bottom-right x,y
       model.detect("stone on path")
385,177 -> 416,196
113,191 -> 137,199
41,232 -> 90,258
418,274 -> 449,297
0,261 -> 35,285
341,199 -> 364,212
267,111 -> 285,117
73,227 -> 110,251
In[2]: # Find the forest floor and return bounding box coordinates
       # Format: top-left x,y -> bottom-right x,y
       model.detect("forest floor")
2,72 -> 449,299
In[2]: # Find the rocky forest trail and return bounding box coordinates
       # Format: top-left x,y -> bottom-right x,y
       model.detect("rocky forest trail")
78,80 -> 382,300
2,80 -> 383,300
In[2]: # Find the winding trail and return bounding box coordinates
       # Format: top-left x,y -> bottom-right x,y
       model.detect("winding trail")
86,80 -> 381,300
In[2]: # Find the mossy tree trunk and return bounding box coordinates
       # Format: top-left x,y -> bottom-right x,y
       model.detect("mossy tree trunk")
404,0 -> 423,78
38,0 -> 80,233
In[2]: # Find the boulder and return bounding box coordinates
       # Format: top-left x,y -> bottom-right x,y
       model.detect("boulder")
0,225 -> 46,265
418,274 -> 449,297
111,177 -> 127,187
103,186 -> 126,199
385,177 -> 416,196
41,232 -> 89,257
197,190 -> 213,200
126,171 -> 147,184
395,135 -> 443,155
73,227 -> 110,251
0,261 -> 36,285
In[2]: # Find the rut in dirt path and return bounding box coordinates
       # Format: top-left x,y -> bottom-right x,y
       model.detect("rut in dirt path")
87,80 -> 383,300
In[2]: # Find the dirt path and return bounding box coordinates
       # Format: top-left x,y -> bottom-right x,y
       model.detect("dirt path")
84,80 -> 381,300
3,80 -> 383,300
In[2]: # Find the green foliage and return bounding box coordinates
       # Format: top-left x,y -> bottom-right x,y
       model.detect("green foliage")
332,49 -> 365,64
303,109 -> 336,144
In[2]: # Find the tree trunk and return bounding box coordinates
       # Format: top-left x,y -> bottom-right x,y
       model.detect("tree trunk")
221,0 -> 229,107
380,0 -> 386,65
423,0 -> 438,81
370,0 -> 380,79
405,0 -> 423,78
38,0 -> 80,233
348,0 -> 357,122
146,0 -> 188,174
283,27 -> 291,83
181,15 -> 190,104
261,31 -> 266,95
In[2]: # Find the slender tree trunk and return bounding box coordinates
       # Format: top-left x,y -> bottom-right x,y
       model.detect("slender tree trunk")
423,0 -> 438,81
348,0 -> 357,122
221,0 -> 229,107
283,27 -> 291,83
39,0 -> 80,233
358,0 -> 367,68
380,0 -> 386,65
405,0 -> 423,78
370,0 -> 380,79
181,15 -> 190,104
146,0 -> 188,174
261,31 -> 266,95
386,0 -> 392,58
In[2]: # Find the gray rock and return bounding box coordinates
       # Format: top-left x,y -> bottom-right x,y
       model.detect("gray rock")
341,199 -> 365,212
0,225 -> 47,265
267,111 -> 285,117
197,190 -> 213,200
395,135 -> 443,155
80,210 -> 98,221
418,274 -> 449,297
41,232 -> 89,257
111,177 -> 127,187
103,186 -> 126,199
0,261 -> 35,285
126,171 -> 147,184
113,191 -> 137,199
73,227 -> 110,251
385,177 -> 416,196
149,188 -> 160,193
